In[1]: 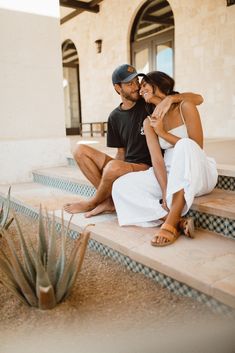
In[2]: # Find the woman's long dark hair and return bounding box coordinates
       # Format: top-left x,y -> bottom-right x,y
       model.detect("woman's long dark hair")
141,71 -> 178,95
141,71 -> 179,115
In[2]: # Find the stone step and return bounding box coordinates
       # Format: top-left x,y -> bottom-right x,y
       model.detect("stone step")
66,156 -> 235,192
32,166 -> 235,240
0,182 -> 234,313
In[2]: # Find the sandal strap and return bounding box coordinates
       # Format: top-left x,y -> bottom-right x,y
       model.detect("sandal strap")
161,223 -> 178,238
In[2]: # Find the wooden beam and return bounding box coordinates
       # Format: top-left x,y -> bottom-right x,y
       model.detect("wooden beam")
60,0 -> 99,12
63,51 -> 78,60
136,25 -> 172,40
63,62 -> 79,68
61,9 -> 83,24
60,0 -> 103,24
147,0 -> 170,14
143,13 -> 174,25
62,42 -> 76,51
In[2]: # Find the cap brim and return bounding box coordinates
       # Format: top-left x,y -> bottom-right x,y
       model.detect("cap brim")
121,72 -> 139,83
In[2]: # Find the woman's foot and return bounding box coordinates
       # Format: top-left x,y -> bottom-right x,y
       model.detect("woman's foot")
179,217 -> 195,238
151,223 -> 179,247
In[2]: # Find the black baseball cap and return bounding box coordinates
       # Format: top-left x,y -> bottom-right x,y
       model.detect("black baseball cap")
112,64 -> 139,85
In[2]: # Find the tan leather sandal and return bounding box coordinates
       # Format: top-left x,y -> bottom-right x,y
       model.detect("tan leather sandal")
151,223 -> 179,247
179,217 -> 195,238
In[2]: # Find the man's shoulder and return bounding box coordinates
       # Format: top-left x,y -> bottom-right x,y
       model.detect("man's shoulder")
108,105 -> 121,121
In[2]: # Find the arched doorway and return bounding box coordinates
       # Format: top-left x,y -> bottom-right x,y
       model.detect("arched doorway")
131,0 -> 174,76
62,40 -> 81,135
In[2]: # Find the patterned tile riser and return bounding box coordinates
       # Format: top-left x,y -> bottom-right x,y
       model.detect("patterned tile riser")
33,173 -> 96,198
216,175 -> 235,191
187,210 -> 235,240
1,194 -> 233,317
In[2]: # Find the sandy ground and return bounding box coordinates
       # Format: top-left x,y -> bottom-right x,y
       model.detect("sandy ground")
0,214 -> 234,353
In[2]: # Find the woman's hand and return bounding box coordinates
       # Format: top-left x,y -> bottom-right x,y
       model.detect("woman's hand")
161,197 -> 169,212
148,115 -> 165,136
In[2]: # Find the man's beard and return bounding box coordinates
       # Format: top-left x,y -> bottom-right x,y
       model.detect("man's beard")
122,90 -> 140,102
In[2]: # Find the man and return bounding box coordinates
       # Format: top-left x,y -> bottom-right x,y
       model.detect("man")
64,64 -> 203,217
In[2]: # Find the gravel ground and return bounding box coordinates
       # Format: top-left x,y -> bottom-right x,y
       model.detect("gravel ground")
0,214 -> 233,353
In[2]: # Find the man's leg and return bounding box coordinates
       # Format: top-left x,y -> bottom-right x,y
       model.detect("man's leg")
63,144 -> 113,212
84,197 -> 115,218
74,144 -> 113,188
64,160 -> 149,214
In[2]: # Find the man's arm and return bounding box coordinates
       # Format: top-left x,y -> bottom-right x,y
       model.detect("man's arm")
152,92 -> 203,119
115,148 -> 125,161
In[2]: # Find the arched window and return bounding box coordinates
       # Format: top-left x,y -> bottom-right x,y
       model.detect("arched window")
131,0 -> 174,76
62,40 -> 81,135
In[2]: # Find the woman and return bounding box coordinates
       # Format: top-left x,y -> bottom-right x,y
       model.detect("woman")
112,71 -> 218,246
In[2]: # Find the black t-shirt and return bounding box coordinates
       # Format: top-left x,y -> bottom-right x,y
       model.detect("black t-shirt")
107,98 -> 152,166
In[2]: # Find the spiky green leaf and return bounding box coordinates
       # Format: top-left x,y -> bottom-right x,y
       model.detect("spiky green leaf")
55,213 -> 67,284
3,230 -> 38,306
13,211 -> 36,286
56,224 -> 92,302
0,187 -> 11,228
46,212 -> 57,287
38,206 -> 48,265
63,227 -> 91,300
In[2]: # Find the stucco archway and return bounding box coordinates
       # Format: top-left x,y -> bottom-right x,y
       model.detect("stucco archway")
130,0 -> 175,76
62,39 -> 82,135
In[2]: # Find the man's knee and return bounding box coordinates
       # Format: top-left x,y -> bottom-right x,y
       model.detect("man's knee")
73,144 -> 90,161
103,160 -> 130,181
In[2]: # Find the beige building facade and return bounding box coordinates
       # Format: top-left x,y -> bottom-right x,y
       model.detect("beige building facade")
0,0 -> 70,183
60,0 -> 235,138
0,0 -> 234,184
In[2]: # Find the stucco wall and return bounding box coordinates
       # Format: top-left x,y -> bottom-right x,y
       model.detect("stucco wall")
0,1 -> 69,183
0,7 -> 65,140
60,0 -> 235,138
171,0 -> 235,137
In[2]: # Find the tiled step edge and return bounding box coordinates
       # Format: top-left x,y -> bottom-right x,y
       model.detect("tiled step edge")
216,175 -> 235,192
0,193 -> 234,318
32,172 -> 235,241
188,209 -> 235,241
67,157 -> 235,191
32,171 -> 95,198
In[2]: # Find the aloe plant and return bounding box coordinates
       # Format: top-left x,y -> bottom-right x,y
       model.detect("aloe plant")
0,187 -> 14,236
0,208 -> 92,309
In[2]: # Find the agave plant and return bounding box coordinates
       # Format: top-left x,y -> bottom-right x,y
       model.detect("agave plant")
0,187 -> 14,236
0,208 -> 92,309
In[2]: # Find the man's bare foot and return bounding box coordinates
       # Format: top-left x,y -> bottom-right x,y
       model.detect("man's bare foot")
63,200 -> 94,214
84,198 -> 115,218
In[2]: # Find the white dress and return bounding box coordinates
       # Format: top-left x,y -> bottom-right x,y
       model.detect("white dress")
112,104 -> 218,227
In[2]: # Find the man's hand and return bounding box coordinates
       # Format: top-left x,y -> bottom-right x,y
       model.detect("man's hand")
152,96 -> 173,119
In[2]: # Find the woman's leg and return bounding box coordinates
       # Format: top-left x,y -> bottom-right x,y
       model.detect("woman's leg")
151,189 -> 185,246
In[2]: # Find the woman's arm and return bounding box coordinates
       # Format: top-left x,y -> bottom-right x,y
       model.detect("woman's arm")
152,93 -> 203,119
181,101 -> 203,148
151,101 -> 203,148
144,118 -> 168,209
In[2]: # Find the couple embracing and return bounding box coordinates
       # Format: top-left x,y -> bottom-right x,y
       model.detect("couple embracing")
64,64 -> 217,247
